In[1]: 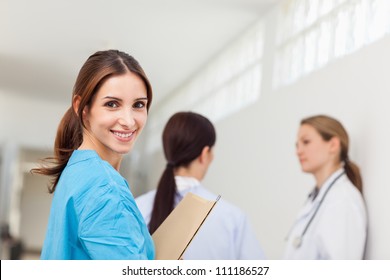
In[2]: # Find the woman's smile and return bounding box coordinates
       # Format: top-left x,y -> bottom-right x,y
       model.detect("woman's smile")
111,129 -> 136,142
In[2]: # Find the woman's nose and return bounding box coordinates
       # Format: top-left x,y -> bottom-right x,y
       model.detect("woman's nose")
296,144 -> 302,155
118,110 -> 135,128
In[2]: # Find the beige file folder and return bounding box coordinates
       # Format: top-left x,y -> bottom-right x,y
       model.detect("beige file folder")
152,192 -> 220,260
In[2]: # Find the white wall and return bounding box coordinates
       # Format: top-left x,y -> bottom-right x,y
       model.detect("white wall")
0,92 -> 69,149
140,12 -> 390,259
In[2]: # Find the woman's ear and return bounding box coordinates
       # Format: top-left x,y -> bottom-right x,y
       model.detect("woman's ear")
329,136 -> 341,155
198,146 -> 208,164
73,96 -> 88,121
199,146 -> 213,164
73,96 -> 81,116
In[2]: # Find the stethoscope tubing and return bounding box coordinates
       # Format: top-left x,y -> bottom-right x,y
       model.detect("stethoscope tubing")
288,171 -> 346,248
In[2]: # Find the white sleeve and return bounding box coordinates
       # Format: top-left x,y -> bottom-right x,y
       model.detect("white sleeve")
235,214 -> 266,259
135,191 -> 156,225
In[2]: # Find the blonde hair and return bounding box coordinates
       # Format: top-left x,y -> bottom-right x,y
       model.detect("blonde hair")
301,115 -> 363,193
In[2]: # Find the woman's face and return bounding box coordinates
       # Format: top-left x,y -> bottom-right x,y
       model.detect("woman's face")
296,124 -> 334,174
82,72 -> 148,160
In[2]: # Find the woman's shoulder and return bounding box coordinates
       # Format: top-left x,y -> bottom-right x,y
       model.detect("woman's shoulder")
325,175 -> 366,212
331,175 -> 363,199
191,186 -> 247,218
69,150 -> 124,180
60,150 -> 129,197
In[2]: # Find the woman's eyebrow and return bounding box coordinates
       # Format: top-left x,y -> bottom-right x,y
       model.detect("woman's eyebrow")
134,97 -> 148,101
102,96 -> 122,101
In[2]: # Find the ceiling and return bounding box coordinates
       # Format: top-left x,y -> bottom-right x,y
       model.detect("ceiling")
1,0 -> 280,105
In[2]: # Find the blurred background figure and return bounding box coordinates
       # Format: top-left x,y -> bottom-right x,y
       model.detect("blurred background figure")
1,223 -> 24,260
284,115 -> 367,259
136,111 -> 265,259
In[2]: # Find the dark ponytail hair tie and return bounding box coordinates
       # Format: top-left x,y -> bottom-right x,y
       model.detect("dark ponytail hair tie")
166,161 -> 175,168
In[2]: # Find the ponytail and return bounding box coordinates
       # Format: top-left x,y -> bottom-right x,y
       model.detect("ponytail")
344,159 -> 363,194
31,107 -> 83,193
148,165 -> 177,234
148,112 -> 216,234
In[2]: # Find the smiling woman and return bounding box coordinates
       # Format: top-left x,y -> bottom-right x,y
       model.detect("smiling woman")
30,50 -> 154,260
75,72 -> 149,170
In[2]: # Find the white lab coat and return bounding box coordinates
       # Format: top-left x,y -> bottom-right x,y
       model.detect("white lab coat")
284,168 -> 367,259
136,176 -> 266,260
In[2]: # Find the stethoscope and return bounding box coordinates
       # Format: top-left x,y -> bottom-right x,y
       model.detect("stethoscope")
289,171 -> 346,249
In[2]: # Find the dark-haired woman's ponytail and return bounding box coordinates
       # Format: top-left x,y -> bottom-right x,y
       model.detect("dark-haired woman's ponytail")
148,165 -> 177,234
344,159 -> 363,194
31,107 -> 83,193
148,112 -> 216,234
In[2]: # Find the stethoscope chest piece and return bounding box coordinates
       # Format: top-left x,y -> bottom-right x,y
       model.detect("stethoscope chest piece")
293,236 -> 302,248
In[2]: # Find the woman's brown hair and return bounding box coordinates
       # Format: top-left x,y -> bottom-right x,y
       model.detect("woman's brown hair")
148,112 -> 216,234
301,115 -> 363,193
31,50 -> 152,193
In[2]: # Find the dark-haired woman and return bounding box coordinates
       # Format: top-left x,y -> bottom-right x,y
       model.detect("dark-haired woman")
136,112 -> 265,259
284,115 -> 367,259
32,50 -> 154,260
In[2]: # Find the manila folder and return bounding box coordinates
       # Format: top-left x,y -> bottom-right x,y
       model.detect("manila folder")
152,192 -> 220,260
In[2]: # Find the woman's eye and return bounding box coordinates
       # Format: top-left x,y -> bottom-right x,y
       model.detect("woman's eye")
105,101 -> 118,108
133,101 -> 146,109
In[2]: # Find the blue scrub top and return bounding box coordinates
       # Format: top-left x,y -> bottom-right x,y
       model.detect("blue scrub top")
40,150 -> 155,260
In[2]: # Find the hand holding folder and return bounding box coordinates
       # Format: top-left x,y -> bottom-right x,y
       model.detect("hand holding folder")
152,193 -> 220,260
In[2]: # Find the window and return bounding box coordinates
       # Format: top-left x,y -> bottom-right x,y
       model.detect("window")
274,0 -> 390,88
146,20 -> 264,154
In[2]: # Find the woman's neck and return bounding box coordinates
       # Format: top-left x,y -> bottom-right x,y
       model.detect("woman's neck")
175,165 -> 203,181
314,162 -> 343,189
78,138 -> 122,171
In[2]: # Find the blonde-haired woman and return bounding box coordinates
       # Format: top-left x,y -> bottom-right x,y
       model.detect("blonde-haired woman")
284,115 -> 367,259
